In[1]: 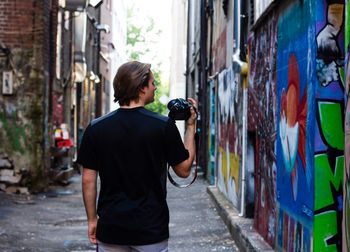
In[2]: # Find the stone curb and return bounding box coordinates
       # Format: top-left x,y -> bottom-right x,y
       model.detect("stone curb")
207,186 -> 274,252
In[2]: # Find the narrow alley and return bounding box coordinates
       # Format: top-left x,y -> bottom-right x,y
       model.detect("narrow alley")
0,174 -> 238,252
3,0 -> 350,251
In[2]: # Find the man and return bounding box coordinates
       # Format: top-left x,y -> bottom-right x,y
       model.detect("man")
77,61 -> 197,252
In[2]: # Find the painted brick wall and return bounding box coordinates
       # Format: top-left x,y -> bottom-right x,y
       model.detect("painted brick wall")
0,0 -> 57,190
248,0 -> 345,250
248,10 -> 278,247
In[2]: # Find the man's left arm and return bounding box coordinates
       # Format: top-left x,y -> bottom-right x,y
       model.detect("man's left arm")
82,168 -> 98,245
170,98 -> 197,178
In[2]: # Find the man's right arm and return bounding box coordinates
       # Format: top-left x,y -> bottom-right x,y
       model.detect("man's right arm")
172,98 -> 197,178
82,168 -> 98,245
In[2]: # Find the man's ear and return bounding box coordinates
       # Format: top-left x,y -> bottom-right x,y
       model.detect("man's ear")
139,86 -> 146,94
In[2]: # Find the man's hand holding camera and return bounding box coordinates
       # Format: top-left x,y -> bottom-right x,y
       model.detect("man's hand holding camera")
186,98 -> 198,127
169,97 -> 198,179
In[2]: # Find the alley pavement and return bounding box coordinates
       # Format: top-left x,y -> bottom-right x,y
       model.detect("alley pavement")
0,173 -> 238,252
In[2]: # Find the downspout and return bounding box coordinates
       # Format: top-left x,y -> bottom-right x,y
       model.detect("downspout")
199,0 -> 208,174
96,7 -> 102,117
72,10 -> 87,160
207,0 -> 214,185
232,0 -> 248,217
185,0 -> 191,99
208,0 -> 214,76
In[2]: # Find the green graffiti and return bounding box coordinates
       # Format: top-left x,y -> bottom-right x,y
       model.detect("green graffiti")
0,112 -> 31,154
340,67 -> 345,87
346,1 -> 350,50
318,101 -> 344,150
346,178 -> 350,252
315,154 -> 343,209
314,154 -> 343,251
314,211 -> 339,251
345,1 -> 350,249
314,98 -> 344,251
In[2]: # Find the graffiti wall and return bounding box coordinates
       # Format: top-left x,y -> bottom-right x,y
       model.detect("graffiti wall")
217,66 -> 242,207
315,0 -> 344,251
276,0 -> 316,251
247,10 -> 278,247
207,80 -> 216,185
344,1 -> 350,251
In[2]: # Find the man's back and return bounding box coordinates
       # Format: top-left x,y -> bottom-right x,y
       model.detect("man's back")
78,106 -> 189,245
79,61 -> 197,250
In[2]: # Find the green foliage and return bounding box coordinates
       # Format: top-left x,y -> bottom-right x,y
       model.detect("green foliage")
145,70 -> 168,115
126,6 -> 157,61
127,4 -> 169,115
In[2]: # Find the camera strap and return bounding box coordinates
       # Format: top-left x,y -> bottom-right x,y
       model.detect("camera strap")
167,132 -> 200,188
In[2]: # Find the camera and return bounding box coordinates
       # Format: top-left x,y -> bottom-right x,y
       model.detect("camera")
167,98 -> 196,120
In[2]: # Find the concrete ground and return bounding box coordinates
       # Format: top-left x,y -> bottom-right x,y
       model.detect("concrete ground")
0,174 -> 238,252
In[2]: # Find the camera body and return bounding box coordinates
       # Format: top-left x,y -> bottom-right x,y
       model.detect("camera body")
167,98 -> 195,121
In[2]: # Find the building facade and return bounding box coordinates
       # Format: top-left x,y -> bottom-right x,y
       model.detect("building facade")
0,0 -> 126,191
169,0 -> 188,138
100,0 -> 127,113
0,0 -> 58,191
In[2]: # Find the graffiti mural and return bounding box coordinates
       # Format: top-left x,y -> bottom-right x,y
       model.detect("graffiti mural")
315,0 -> 345,251
276,0 -> 316,250
344,1 -> 350,250
247,10 -> 277,246
279,53 -> 309,201
208,80 -> 216,185
217,66 -> 242,207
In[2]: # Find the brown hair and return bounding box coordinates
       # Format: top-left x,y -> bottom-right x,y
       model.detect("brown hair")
113,61 -> 151,106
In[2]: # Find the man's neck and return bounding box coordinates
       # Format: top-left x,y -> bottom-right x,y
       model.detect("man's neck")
120,100 -> 145,109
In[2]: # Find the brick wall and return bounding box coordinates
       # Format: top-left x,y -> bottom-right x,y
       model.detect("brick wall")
0,0 -> 45,49
0,0 -> 58,191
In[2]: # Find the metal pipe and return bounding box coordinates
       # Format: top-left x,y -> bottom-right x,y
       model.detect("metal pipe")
232,0 -> 248,218
185,0 -> 191,99
199,0 -> 208,174
73,11 -> 87,83
239,63 -> 248,217
208,0 -> 214,76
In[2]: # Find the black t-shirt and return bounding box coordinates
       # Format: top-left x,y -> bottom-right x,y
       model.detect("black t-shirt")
77,107 -> 189,245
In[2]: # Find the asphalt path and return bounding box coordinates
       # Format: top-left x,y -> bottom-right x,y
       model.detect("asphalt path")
0,173 -> 238,251
167,172 -> 238,251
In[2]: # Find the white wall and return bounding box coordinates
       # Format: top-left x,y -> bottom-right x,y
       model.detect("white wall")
170,0 -> 188,138
100,0 -> 127,112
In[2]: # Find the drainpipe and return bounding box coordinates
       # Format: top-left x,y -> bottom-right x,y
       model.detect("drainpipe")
185,0 -> 191,99
72,10 -> 87,160
207,0 -> 214,76
232,0 -> 248,217
199,0 -> 208,175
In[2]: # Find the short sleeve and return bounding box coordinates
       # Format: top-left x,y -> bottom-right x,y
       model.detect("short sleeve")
77,124 -> 98,170
164,119 -> 189,166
